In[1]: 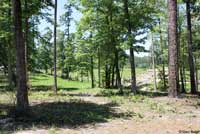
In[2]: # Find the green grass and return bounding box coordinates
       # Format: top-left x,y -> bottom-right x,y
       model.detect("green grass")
30,73 -> 91,91
121,68 -> 147,78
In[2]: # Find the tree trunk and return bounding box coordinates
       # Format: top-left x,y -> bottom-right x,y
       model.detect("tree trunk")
183,64 -> 187,89
186,1 -> 196,94
177,6 -> 185,93
13,0 -> 29,113
111,61 -> 115,88
180,66 -> 186,93
90,56 -> 95,88
115,50 -> 123,93
168,0 -> 179,97
194,56 -> 199,92
123,0 -> 137,94
66,67 -> 70,79
105,65 -> 111,88
151,33 -> 157,91
81,71 -> 83,82
98,48 -> 101,88
53,0 -> 58,93
159,19 -> 166,89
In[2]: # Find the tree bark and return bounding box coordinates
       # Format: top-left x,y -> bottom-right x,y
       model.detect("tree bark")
53,0 -> 58,93
168,0 -> 179,97
186,1 -> 197,94
123,0 -> 137,94
13,0 -> 29,113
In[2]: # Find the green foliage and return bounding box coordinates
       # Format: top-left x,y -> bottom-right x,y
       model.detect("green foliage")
37,28 -> 53,72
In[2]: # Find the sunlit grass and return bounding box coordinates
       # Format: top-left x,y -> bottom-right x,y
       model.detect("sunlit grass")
30,73 -> 91,90
121,68 -> 147,78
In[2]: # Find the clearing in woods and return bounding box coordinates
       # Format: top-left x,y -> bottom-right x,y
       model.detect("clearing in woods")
0,70 -> 200,134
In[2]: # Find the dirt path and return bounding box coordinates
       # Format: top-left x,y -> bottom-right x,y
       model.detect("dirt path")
123,69 -> 158,89
136,69 -> 156,87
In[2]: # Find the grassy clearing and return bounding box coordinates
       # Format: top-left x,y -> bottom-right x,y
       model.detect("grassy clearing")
30,73 -> 91,90
0,69 -> 200,133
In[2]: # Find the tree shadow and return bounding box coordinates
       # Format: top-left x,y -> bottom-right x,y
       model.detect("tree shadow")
0,100 -> 133,132
30,86 -> 79,92
95,85 -> 168,98
137,90 -> 168,98
68,93 -> 92,97
31,73 -> 48,77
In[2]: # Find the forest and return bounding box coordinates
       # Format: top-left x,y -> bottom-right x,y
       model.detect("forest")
0,0 -> 200,133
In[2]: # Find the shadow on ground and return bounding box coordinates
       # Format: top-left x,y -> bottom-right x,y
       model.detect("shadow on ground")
95,85 -> 168,98
0,100 -> 133,132
137,90 -> 168,98
30,85 -> 79,92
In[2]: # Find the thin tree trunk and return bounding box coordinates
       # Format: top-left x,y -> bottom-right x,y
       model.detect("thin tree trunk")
115,50 -> 123,93
195,56 -> 199,92
81,71 -> 83,82
178,10 -> 185,93
53,0 -> 58,93
180,66 -> 186,93
183,64 -> 187,90
186,1 -> 196,94
13,0 -> 29,113
168,0 -> 179,97
90,56 -> 95,88
98,48 -> 101,88
151,33 -> 157,91
105,65 -> 111,88
66,67 -> 70,79
111,61 -> 115,87
159,19 -> 166,89
123,0 -> 137,94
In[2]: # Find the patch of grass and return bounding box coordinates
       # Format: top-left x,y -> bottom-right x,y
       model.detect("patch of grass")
121,68 -> 147,79
0,130 -> 12,134
49,126 -> 58,134
30,73 -> 91,91
148,102 -> 166,113
129,95 -> 147,103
